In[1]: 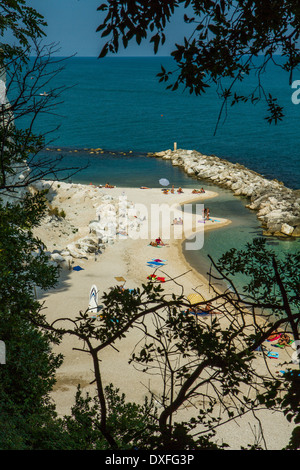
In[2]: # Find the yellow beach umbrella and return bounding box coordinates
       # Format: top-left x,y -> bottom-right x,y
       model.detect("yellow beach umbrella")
115,276 -> 126,283
187,293 -> 205,306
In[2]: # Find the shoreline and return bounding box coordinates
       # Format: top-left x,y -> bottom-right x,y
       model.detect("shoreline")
33,180 -> 295,449
33,181 -> 230,299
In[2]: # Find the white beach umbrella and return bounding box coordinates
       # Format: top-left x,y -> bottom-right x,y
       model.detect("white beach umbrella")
159,178 -> 170,186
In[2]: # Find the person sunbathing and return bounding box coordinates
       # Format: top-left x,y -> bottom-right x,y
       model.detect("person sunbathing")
187,306 -> 209,316
177,187 -> 183,193
277,333 -> 291,346
150,241 -> 158,246
155,237 -> 165,245
267,330 -> 281,341
105,182 -> 115,188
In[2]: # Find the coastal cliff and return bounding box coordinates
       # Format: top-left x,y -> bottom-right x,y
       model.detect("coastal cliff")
150,148 -> 300,238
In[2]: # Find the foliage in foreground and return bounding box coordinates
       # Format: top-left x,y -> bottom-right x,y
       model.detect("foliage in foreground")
0,0 -> 299,451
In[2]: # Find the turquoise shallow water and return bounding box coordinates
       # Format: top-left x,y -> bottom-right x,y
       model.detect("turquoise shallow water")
182,184 -> 300,290
39,147 -> 300,291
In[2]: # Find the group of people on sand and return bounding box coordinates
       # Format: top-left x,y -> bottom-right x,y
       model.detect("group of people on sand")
162,185 -> 183,194
97,182 -> 115,188
267,330 -> 292,347
192,187 -> 205,194
173,217 -> 183,225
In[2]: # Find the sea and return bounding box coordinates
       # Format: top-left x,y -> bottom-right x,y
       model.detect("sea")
17,56 -> 300,290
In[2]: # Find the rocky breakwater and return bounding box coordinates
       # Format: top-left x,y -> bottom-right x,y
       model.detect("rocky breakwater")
31,180 -> 145,270
149,149 -> 300,238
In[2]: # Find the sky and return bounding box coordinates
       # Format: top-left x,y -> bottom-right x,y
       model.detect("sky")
28,0 -> 192,58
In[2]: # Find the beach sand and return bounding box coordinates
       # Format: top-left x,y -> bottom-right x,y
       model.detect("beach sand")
34,183 -> 296,450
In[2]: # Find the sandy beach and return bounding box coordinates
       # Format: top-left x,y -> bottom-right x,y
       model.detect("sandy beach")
34,182 -> 296,449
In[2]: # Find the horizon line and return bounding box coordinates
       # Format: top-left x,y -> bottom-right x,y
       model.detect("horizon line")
29,53 -> 284,59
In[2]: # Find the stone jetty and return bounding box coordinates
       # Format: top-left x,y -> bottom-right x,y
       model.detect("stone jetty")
149,148 -> 300,238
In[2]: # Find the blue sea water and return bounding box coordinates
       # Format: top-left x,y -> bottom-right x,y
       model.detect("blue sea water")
17,56 -> 300,285
26,56 -> 299,189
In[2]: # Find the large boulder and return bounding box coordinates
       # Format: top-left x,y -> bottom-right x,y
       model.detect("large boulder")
280,223 -> 294,236
292,225 -> 300,237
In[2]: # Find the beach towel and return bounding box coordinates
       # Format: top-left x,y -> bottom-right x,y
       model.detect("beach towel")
267,334 -> 281,342
181,309 -> 207,316
280,370 -> 300,377
147,261 -> 166,266
274,340 -> 294,348
190,310 -> 209,316
267,351 -> 279,359
73,265 -> 84,271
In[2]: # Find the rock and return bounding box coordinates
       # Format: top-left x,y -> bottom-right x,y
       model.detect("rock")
280,223 -> 294,236
60,250 -> 70,256
66,242 -> 88,259
265,222 -> 282,234
292,225 -> 300,237
151,148 -> 300,238
51,253 -> 66,263
285,215 -> 300,226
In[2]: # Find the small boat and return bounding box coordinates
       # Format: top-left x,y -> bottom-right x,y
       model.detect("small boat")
89,284 -> 98,314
